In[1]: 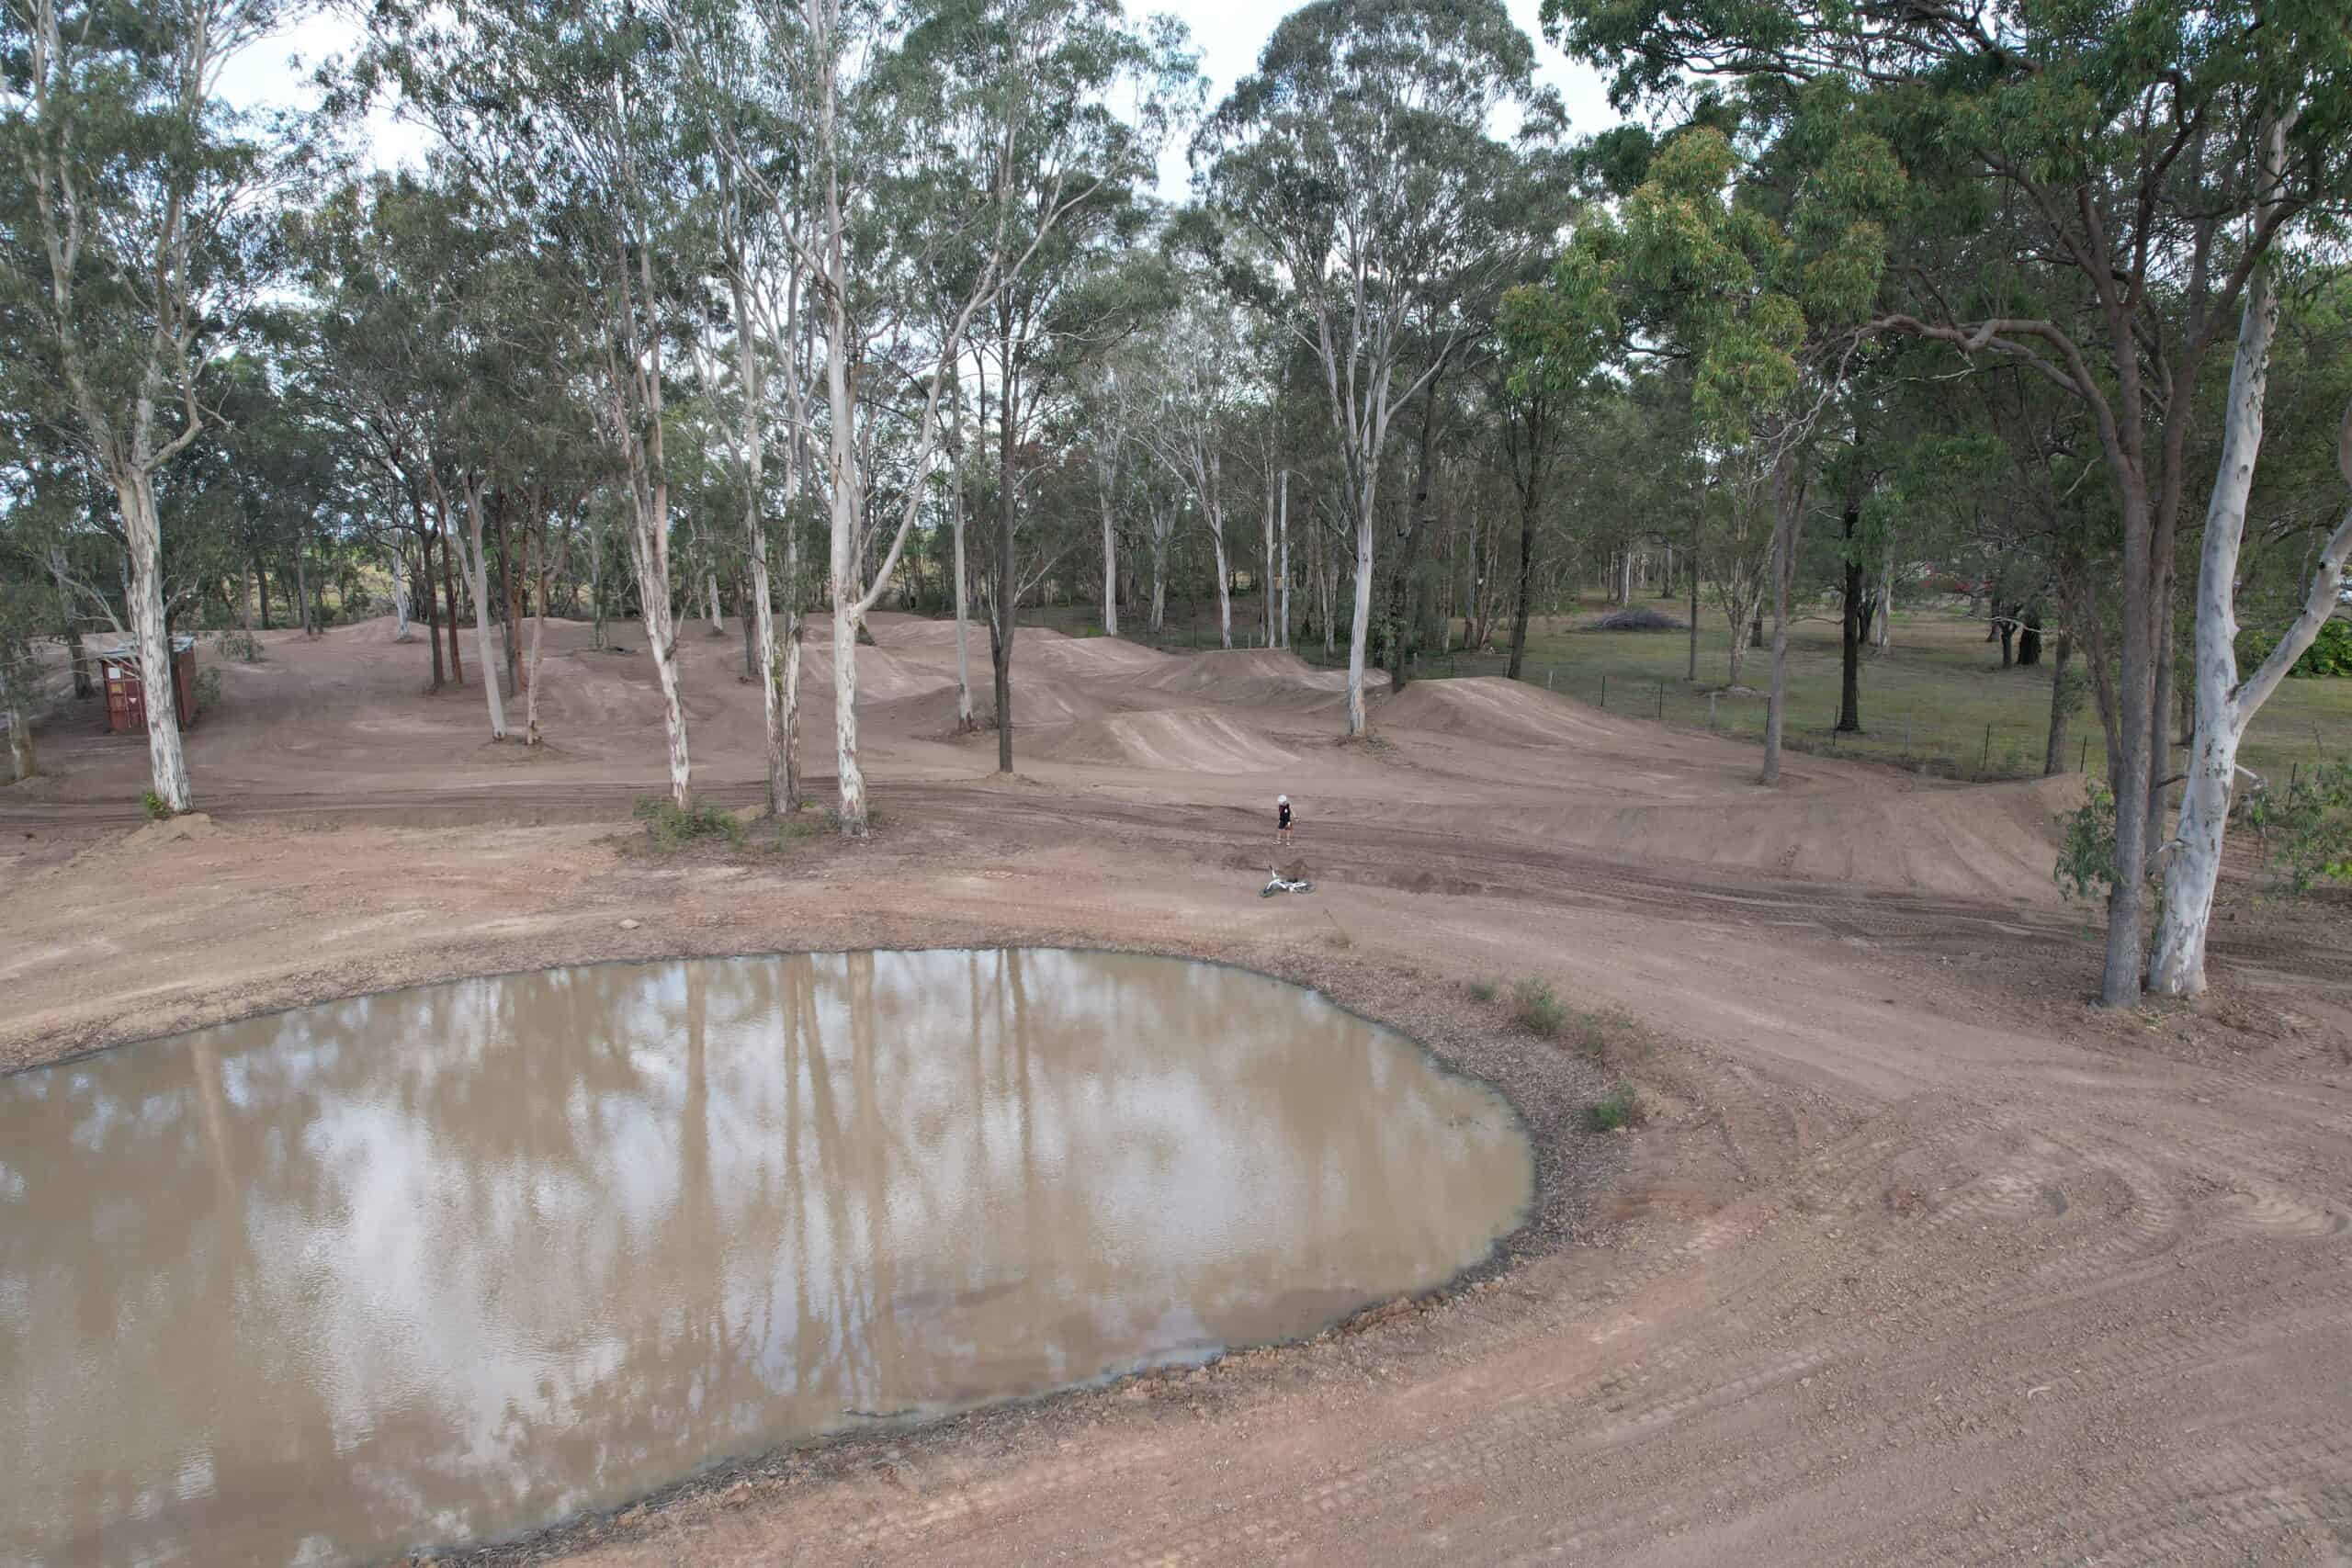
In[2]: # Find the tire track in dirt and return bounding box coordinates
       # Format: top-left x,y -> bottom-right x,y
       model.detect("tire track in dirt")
14,671 -> 2352,1566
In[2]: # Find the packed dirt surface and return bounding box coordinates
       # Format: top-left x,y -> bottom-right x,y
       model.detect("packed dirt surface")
6,613 -> 2351,1565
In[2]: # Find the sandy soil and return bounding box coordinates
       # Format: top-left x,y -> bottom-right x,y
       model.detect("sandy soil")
5,613 -> 2351,1565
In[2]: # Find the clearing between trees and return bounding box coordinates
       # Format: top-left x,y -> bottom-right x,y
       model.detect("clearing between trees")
5,615 -> 2349,1564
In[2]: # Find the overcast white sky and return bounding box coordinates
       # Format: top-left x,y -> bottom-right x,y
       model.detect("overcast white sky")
214,0 -> 1622,199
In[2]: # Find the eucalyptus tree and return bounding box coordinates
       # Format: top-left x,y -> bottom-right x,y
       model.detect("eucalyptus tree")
1552,0 -> 2352,1001
681,155 -> 809,809
1066,251 -> 1181,641
1076,356 -> 1135,638
1,0 -> 300,811
2152,266 -> 2352,991
1126,288 -> 1251,649
1539,112 -> 1901,781
1197,0 -> 1547,735
358,0 -> 710,802
287,173 -> 476,688
888,0 -> 1191,776
671,0 -> 1189,819
1495,243 -> 1618,681
655,16 -> 823,810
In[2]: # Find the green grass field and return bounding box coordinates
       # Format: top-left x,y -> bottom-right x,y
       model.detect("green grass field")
995,592 -> 2352,785
1492,601 -> 2352,784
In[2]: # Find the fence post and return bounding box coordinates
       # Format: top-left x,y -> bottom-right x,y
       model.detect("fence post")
1600,674 -> 1608,709
1708,691 -> 1718,731
1980,722 -> 1993,780
2079,738 -> 2087,773
1546,667 -> 1554,691
1904,713 -> 1912,756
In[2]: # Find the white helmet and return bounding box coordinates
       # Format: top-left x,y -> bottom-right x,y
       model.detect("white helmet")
1278,794 -> 1289,804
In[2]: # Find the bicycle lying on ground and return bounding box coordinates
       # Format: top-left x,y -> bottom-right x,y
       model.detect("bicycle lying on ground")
1261,864 -> 1315,897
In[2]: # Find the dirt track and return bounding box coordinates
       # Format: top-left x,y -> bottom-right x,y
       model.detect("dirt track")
6,615 -> 2351,1564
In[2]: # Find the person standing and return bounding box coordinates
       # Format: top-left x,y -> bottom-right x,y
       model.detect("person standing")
1276,793 -> 1294,847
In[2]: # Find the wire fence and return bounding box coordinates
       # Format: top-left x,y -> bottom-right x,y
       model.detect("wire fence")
967,600 -> 2352,788
1012,601 -> 2100,785
1368,649 -> 2086,783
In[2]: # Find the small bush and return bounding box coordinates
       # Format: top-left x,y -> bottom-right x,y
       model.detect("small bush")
2239,618 -> 2352,679
194,666 -> 222,708
1567,1006 -> 1646,1065
1591,606 -> 1684,633
1588,1083 -> 1645,1132
1462,976 -> 1499,1003
2239,760 -> 2352,897
141,789 -> 169,821
1509,977 -> 1566,1038
632,795 -> 743,851
211,627 -> 262,663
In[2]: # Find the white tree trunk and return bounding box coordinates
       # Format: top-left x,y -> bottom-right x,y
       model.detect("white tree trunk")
4,701 -> 30,783
706,570 -> 724,635
1210,520 -> 1232,649
1278,471 -> 1290,651
1100,489 -> 1119,637
1759,445 -> 1803,784
825,267 -> 874,833
389,547 -> 413,641
589,511 -> 607,649
782,614 -> 803,804
118,471 -> 191,811
2150,175 -> 2345,995
2,647 -> 33,781
1261,477 -> 1275,645
833,591 -> 865,832
634,521 -> 691,807
1873,551 -> 1894,655
525,574 -> 549,749
952,490 -> 976,731
457,486 -> 508,739
1345,507 -> 1374,734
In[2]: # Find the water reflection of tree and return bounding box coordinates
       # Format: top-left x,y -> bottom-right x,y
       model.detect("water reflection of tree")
0,953 -> 1527,1565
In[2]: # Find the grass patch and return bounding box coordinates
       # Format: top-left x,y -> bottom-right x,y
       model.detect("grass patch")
1566,1005 -> 1650,1067
632,795 -> 744,851
141,789 -> 170,821
753,807 -> 829,852
1490,599 -> 2352,784
1588,1082 -> 1645,1133
1468,977 -> 1652,1069
1509,977 -> 1567,1038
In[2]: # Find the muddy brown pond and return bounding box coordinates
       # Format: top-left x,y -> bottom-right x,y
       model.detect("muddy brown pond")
1,950 -> 1532,1566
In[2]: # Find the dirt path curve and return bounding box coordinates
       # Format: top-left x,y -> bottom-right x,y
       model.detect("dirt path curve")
8,785 -> 2348,1566
6,619 -> 2351,1564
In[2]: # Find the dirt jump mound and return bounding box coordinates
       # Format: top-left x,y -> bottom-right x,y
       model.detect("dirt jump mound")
1031,707 -> 1302,774
1377,677 -> 1633,748
1132,648 -> 1374,712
